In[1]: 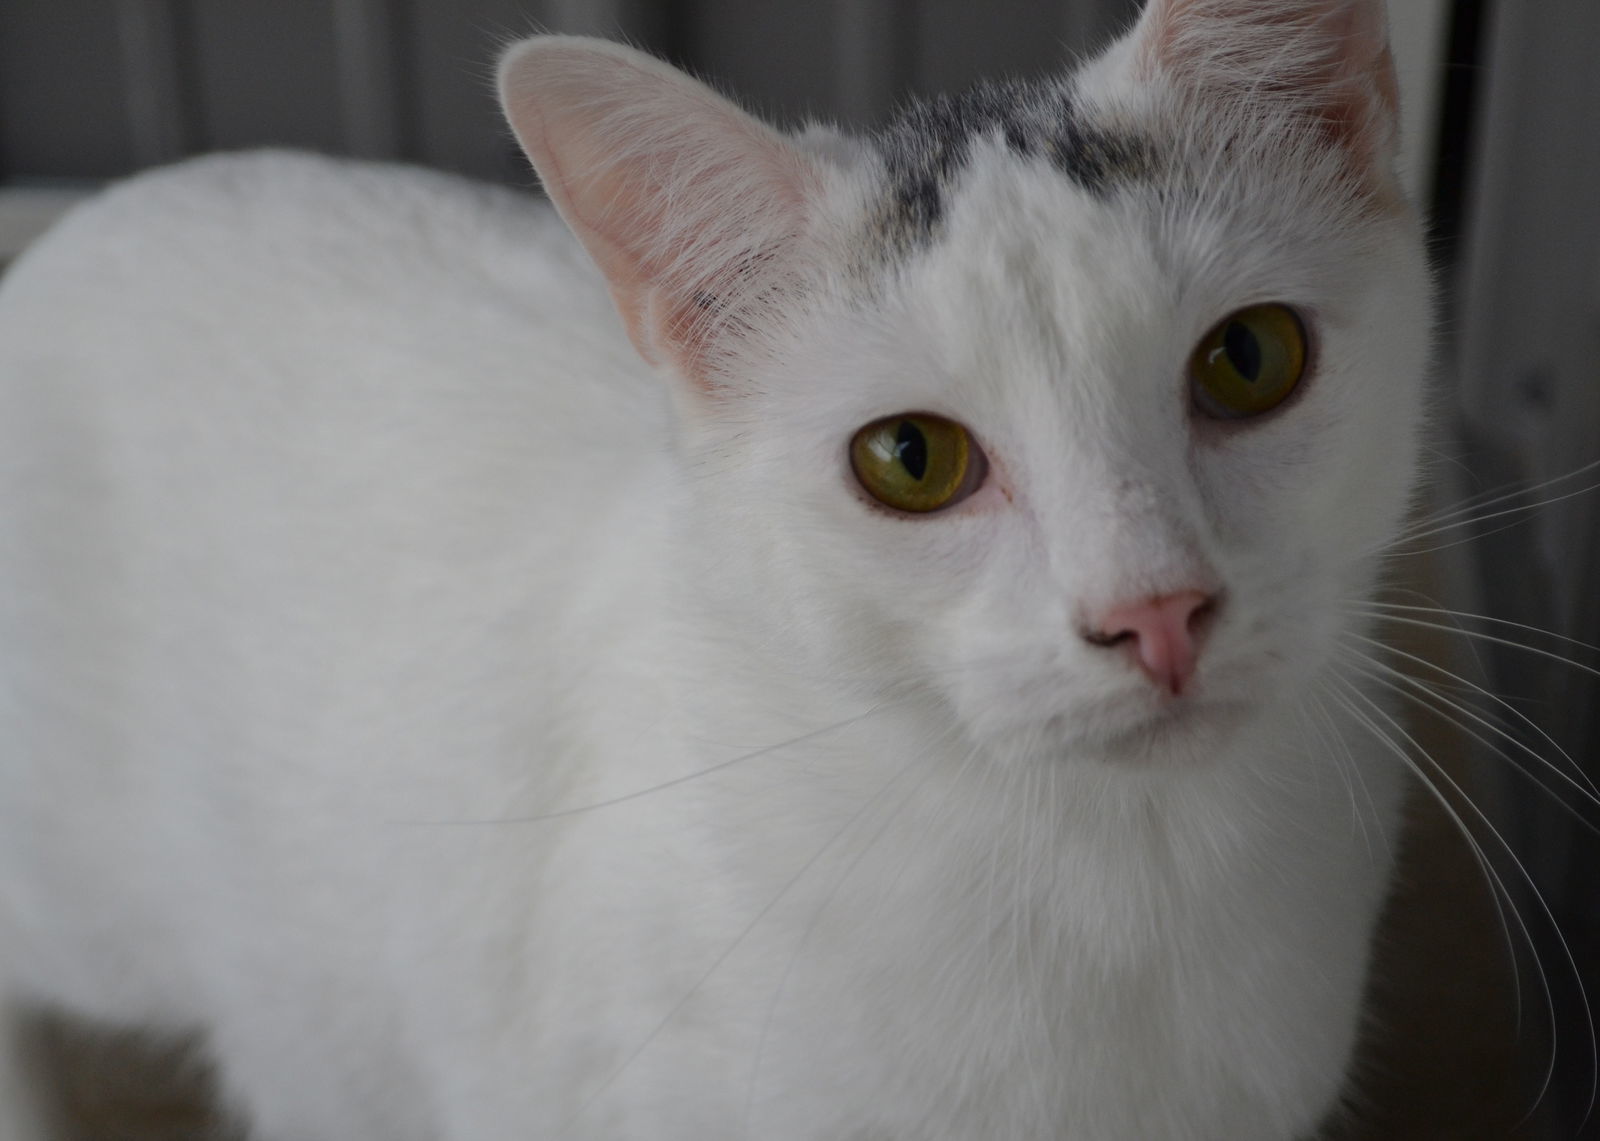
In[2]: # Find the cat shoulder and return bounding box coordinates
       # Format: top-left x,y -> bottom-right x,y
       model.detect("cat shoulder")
11,151 -> 555,292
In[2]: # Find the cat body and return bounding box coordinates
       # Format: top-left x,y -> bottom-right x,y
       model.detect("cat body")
0,2 -> 1431,1137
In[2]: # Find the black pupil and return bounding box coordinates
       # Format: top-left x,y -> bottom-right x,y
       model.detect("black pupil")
1224,320 -> 1262,383
894,421 -> 929,481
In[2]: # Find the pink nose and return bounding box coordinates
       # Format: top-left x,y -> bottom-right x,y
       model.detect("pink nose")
1083,590 -> 1218,696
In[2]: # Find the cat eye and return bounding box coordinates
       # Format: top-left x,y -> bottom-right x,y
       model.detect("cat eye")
850,413 -> 984,513
1189,304 -> 1308,420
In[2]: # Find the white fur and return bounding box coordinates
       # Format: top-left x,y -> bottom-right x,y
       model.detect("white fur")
0,3 -> 1431,1138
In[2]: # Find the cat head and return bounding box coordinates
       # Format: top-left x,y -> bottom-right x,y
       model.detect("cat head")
499,0 -> 1432,765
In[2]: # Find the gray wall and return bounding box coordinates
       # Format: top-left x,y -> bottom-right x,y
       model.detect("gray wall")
0,0 -> 1137,187
1448,2 -> 1600,1133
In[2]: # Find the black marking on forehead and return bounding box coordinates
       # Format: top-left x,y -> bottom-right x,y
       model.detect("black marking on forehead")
868,78 -> 1150,257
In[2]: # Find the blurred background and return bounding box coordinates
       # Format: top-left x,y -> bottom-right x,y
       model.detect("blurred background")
1,0 -> 1597,1138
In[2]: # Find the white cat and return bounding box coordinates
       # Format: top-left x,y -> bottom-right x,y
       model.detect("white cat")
0,0 -> 1432,1137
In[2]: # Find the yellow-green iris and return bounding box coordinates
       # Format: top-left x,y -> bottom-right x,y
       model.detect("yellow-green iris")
850,413 -> 975,513
1190,304 -> 1308,420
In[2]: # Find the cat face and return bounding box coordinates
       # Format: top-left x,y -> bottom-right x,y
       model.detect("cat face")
500,0 -> 1432,764
691,115 -> 1428,764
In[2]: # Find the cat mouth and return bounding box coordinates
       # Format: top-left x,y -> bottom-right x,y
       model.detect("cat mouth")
1064,694 -> 1255,765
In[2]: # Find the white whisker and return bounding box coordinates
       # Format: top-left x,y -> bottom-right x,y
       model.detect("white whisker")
1421,458 -> 1600,526
1339,652 -> 1600,838
1362,585 -> 1491,676
396,702 -> 905,826
1321,675 -> 1532,1047
1383,458 -> 1600,548
1359,599 -> 1600,658
1342,609 -> 1600,683
1299,695 -> 1379,862
741,725 -> 976,1133
1380,511 -> 1581,559
1327,672 -> 1597,1121
1337,631 -> 1600,808
566,741 -> 926,1131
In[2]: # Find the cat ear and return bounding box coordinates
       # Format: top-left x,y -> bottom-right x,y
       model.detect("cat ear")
498,37 -> 820,389
1129,0 -> 1400,167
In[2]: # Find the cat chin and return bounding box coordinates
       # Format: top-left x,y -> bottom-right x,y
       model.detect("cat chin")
1031,695 -> 1257,768
1096,699 -> 1256,766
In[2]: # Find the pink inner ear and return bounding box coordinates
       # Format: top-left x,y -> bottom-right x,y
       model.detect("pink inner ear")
499,39 -> 817,388
1135,0 -> 1400,171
